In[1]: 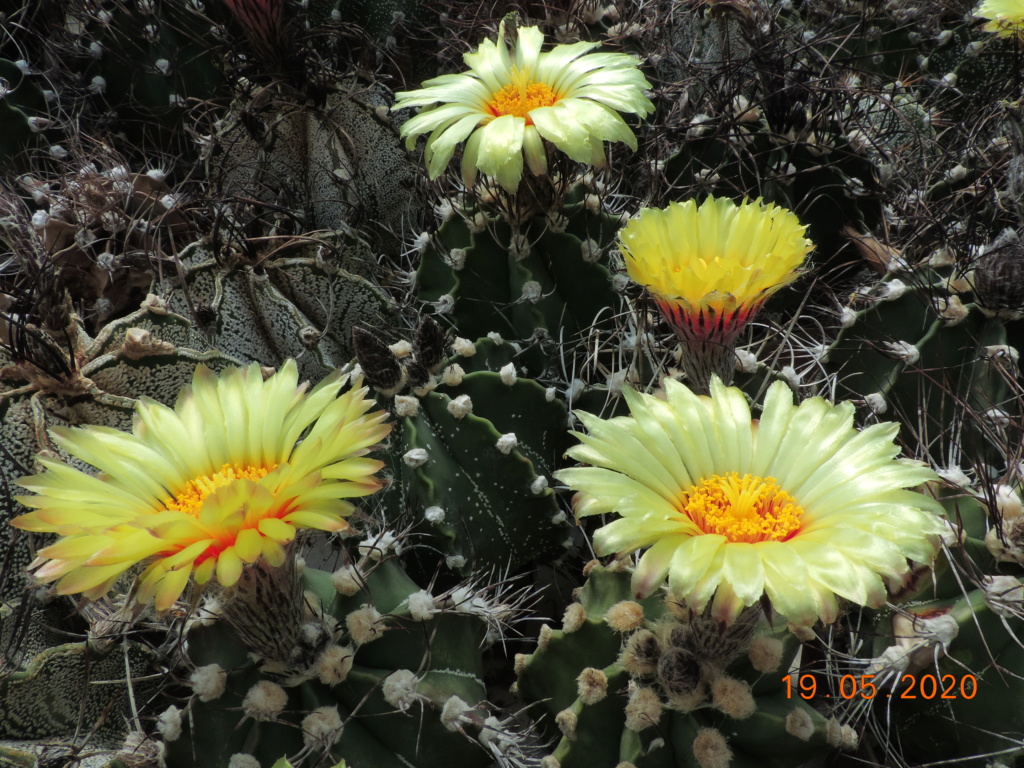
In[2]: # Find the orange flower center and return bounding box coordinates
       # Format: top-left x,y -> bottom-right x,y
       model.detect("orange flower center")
682,472 -> 803,543
164,463 -> 274,517
488,81 -> 558,119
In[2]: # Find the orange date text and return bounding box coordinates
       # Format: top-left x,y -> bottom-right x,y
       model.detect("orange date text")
782,673 -> 977,700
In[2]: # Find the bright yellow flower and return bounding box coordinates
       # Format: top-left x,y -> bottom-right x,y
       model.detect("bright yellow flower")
977,0 -> 1024,35
619,196 -> 813,344
393,21 -> 653,192
11,361 -> 391,611
554,378 -> 946,626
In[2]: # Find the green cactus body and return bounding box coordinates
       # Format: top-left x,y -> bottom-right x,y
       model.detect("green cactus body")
383,344 -> 572,576
0,599 -> 159,767
415,195 -> 623,378
166,555 -> 502,768
162,237 -> 395,383
825,267 -> 1016,474
516,563 -> 830,768
209,84 -> 418,251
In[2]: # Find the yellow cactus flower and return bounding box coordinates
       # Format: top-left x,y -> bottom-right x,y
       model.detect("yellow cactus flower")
620,196 -> 813,344
12,361 -> 391,611
393,21 -> 653,192
554,377 -> 947,626
978,0 -> 1024,36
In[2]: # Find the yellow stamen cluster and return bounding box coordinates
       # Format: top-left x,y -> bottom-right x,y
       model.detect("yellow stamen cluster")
682,473 -> 803,543
164,463 -> 274,517
488,81 -> 558,119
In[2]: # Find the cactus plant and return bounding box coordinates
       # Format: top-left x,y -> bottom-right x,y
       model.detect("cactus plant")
515,561 -> 843,768
3,2 -> 1024,767
164,545 -> 526,768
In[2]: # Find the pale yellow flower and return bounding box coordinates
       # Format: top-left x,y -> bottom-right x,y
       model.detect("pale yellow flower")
619,196 -> 813,344
393,21 -> 653,192
12,361 -> 390,611
554,378 -> 946,626
977,0 -> 1024,35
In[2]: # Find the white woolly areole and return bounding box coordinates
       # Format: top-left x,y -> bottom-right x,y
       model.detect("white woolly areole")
546,212 -> 568,233
521,281 -> 543,303
983,407 -> 1011,427
434,294 -> 455,314
545,387 -> 557,402
864,393 -> 887,414
331,565 -> 364,596
242,681 -> 288,721
898,612 -> 959,653
452,337 -> 476,356
478,714 -> 516,752
934,294 -> 968,324
393,395 -> 419,417
995,484 -> 1024,519
468,211 -> 488,232
531,475 -> 549,495
928,247 -> 955,267
442,364 -> 465,386
446,247 -> 467,270
424,505 -> 445,523
388,339 -> 413,359
382,669 -> 421,711
448,394 -> 473,419
785,707 -> 815,741
937,466 -> 972,488
865,644 -> 911,676
510,232 -> 531,261
879,273 -> 913,302
746,636 -> 784,673
301,705 -> 344,749
883,340 -> 920,364
227,754 -> 261,768
408,589 -> 437,621
496,433 -> 518,454
499,363 -> 518,386
346,605 -> 385,645
446,554 -> 467,570
315,644 -> 355,685
825,718 -> 859,750
780,365 -> 801,390
734,349 -> 758,373
983,344 -> 1020,363
190,664 -> 227,702
839,306 -> 857,328
358,530 -> 401,559
156,705 -> 182,741
441,695 -> 472,732
561,602 -> 587,633
403,448 -> 429,467
983,576 -> 1024,617
448,585 -> 493,616
607,369 -> 628,395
